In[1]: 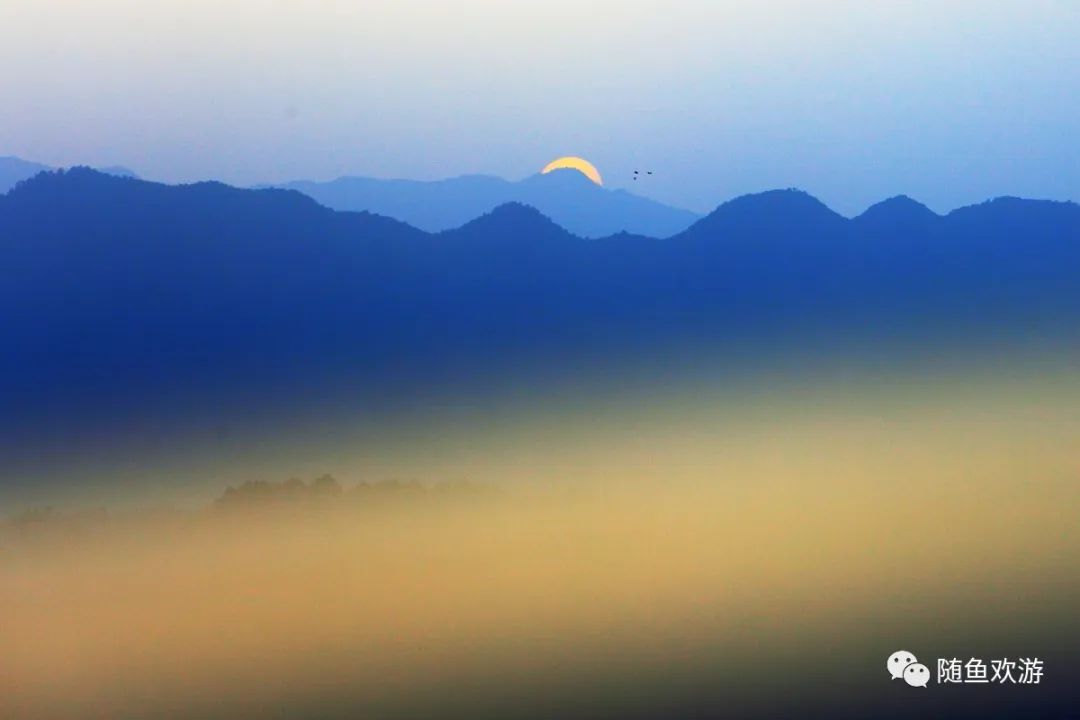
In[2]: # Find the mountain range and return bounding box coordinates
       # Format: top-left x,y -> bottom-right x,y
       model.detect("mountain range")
272,168 -> 701,238
2,168 -> 1079,484
0,156 -> 138,194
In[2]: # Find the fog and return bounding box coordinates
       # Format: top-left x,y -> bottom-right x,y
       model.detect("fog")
4,354 -> 1078,718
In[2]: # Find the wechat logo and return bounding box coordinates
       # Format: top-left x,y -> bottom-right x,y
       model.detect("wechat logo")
888,650 -> 930,688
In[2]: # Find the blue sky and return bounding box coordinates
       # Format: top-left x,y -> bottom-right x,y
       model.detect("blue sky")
1,0 -> 1077,215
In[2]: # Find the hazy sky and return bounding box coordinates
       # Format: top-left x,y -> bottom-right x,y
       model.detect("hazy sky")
2,0 -> 1077,214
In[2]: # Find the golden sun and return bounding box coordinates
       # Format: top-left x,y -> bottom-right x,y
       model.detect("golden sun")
540,156 -> 603,186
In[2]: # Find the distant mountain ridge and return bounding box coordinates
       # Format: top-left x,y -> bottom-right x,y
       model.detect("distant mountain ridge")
0,155 -> 139,193
0,156 -> 51,193
681,189 -> 847,242
273,168 -> 701,238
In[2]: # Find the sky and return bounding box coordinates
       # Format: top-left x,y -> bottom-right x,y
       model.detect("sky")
1,0 -> 1078,215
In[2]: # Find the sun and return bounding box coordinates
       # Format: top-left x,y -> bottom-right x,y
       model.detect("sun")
541,156 -> 603,186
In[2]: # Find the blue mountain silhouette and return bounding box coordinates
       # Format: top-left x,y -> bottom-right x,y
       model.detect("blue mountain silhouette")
2,168 -> 1079,486
853,195 -> 939,234
682,189 -> 847,241
0,155 -> 139,193
275,168 -> 700,238
0,156 -> 51,193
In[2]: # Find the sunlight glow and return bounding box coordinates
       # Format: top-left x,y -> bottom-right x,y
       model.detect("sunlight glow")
541,156 -> 604,186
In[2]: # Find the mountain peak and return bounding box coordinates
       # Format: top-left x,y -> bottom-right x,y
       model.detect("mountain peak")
524,168 -> 601,188
714,189 -> 840,219
446,202 -> 575,241
486,201 -> 552,221
953,195 -> 1077,213
6,166 -> 122,194
2,167 -> 339,229
464,201 -> 564,225
682,189 -> 844,239
945,196 -> 1080,232
853,195 -> 938,232
1,158 -> 142,195
864,195 -> 934,214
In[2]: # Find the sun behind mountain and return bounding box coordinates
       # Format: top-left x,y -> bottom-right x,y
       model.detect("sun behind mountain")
540,156 -> 603,186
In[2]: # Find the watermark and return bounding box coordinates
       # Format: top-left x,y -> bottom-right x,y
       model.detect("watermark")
887,650 -> 1043,688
